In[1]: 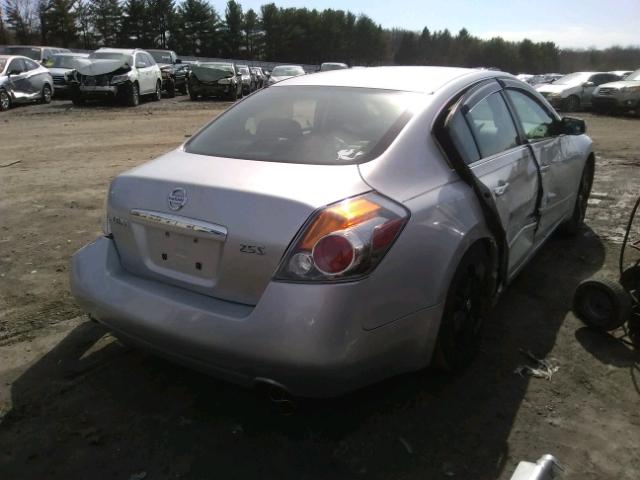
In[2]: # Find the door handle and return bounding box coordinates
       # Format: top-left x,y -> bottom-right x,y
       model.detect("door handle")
493,181 -> 510,196
540,164 -> 551,172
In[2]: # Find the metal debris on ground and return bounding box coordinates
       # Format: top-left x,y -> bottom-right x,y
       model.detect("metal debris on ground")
398,436 -> 414,454
0,160 -> 21,168
514,350 -> 559,380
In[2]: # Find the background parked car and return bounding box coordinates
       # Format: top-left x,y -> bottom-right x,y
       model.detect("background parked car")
45,52 -> 90,97
592,68 -> 640,114
266,65 -> 306,86
320,62 -> 348,71
3,45 -> 70,65
71,48 -> 162,107
0,54 -> 53,111
147,49 -> 189,97
609,70 -> 633,79
237,65 -> 255,94
188,62 -> 243,101
250,66 -> 266,88
536,71 -> 621,111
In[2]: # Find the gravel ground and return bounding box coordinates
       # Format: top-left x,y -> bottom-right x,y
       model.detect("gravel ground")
0,98 -> 639,480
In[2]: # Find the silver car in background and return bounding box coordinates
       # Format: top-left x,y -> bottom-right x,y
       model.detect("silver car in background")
592,68 -> 640,113
46,52 -> 90,96
71,67 -> 594,397
266,65 -> 305,86
3,45 -> 70,64
536,71 -> 621,111
0,55 -> 54,111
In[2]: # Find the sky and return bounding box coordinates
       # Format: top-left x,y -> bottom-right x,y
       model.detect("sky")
210,0 -> 640,49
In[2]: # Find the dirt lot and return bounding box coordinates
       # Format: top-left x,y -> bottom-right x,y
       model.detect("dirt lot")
0,97 -> 639,479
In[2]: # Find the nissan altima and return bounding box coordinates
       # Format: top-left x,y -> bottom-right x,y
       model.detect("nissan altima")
71,67 -> 594,397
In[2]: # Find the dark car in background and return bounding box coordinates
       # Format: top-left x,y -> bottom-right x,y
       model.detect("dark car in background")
0,55 -> 54,111
147,49 -> 189,97
3,45 -> 70,64
45,52 -> 90,97
320,62 -> 348,71
188,62 -> 242,101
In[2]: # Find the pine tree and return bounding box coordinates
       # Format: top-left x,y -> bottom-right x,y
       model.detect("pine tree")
75,0 -> 94,48
41,0 -> 78,47
5,0 -> 36,44
89,0 -> 122,46
242,8 -> 259,59
223,0 -> 242,57
121,0 -> 151,47
0,4 -> 9,44
147,0 -> 174,48
172,0 -> 220,56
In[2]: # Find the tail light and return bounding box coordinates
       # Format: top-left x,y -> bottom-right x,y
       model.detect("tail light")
274,192 -> 409,282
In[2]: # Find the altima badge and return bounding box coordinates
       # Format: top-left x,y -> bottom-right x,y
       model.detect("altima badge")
168,187 -> 187,211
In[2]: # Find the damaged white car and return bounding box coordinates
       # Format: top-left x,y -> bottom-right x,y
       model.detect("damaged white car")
71,48 -> 162,107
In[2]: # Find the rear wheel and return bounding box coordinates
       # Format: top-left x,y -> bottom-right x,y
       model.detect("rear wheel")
40,84 -> 52,104
433,245 -> 491,371
560,159 -> 594,235
0,89 -> 10,111
564,95 -> 580,112
573,278 -> 631,331
189,89 -> 198,101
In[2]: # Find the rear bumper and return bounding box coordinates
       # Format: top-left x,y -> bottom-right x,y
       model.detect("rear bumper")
71,237 -> 442,397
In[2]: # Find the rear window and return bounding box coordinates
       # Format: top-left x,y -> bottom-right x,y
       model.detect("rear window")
185,86 -> 419,165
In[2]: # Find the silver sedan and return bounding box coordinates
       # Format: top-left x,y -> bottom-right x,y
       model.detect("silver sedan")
71,67 -> 594,397
0,55 -> 54,111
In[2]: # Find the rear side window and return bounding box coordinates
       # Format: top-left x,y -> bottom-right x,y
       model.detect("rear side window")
506,89 -> 556,140
7,58 -> 25,73
24,59 -> 39,71
466,92 -> 519,158
186,86 -> 419,165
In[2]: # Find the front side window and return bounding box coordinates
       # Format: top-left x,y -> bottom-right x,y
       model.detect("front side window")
465,92 -> 519,158
506,89 -> 556,140
24,59 -> 39,71
186,86 -> 419,165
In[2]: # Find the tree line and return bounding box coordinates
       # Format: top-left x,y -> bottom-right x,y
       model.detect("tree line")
1,0 -> 639,73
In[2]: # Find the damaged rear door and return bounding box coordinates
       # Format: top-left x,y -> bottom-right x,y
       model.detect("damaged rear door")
6,58 -> 30,100
436,79 -> 541,281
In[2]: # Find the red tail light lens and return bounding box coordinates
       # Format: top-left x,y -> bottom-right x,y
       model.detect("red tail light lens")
275,192 -> 409,282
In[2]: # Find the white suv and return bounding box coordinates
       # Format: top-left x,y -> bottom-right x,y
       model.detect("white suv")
72,48 -> 162,106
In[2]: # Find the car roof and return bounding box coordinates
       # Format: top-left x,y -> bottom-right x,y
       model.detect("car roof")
95,48 -> 139,55
52,52 -> 89,57
277,66 -> 495,94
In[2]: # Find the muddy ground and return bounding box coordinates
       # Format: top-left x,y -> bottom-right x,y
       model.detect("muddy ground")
0,97 -> 639,479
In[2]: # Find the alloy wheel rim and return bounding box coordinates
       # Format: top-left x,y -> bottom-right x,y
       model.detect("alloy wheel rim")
44,87 -> 51,102
0,92 -> 8,110
452,270 -> 482,348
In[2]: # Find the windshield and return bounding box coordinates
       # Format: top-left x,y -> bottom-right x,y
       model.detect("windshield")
186,86 -> 418,165
626,69 -> 640,81
272,66 -> 304,76
198,63 -> 234,73
321,63 -> 347,71
553,72 -> 591,86
48,55 -> 84,69
239,67 -> 249,74
149,51 -> 173,63
4,47 -> 40,60
89,52 -> 133,65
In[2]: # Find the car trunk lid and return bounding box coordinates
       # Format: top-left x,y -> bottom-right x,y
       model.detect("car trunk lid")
107,149 -> 371,305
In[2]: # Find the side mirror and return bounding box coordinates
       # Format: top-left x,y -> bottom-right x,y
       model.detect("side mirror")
583,81 -> 595,88
560,117 -> 586,135
175,59 -> 182,64
8,69 -> 21,76
136,62 -> 146,69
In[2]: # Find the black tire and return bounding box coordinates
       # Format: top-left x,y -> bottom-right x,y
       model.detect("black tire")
40,84 -> 52,104
560,159 -> 594,235
620,265 -> 640,292
628,314 -> 640,349
189,89 -> 198,101
229,87 -> 238,101
166,79 -> 176,98
573,278 -> 631,331
153,81 -> 161,101
564,95 -> 580,112
0,89 -> 10,111
127,83 -> 140,107
178,82 -> 188,95
433,245 -> 492,371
